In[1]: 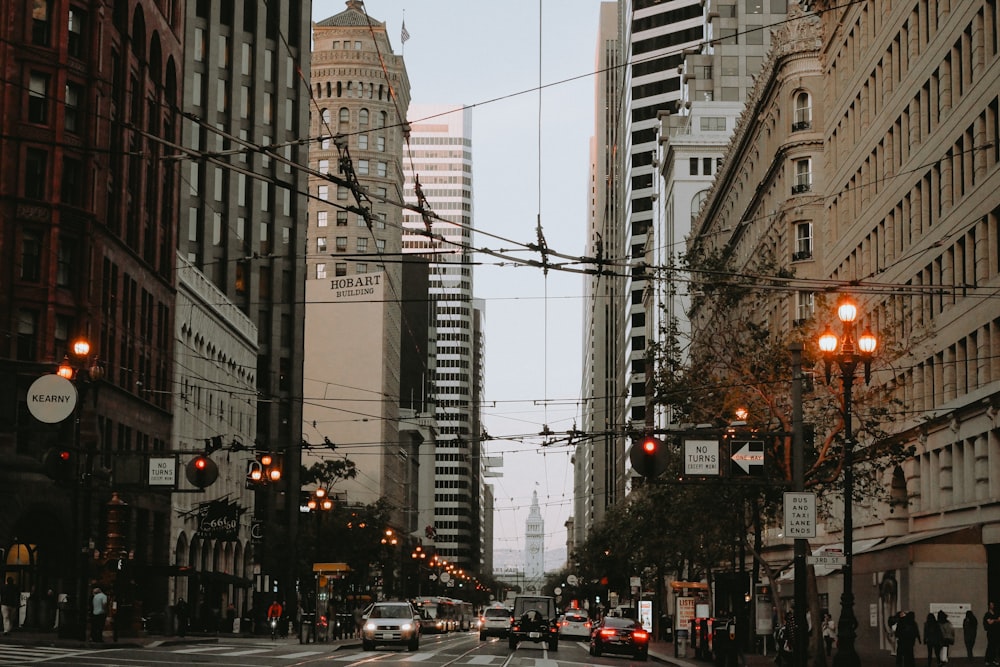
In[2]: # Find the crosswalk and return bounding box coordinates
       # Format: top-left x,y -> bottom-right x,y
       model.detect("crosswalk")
171,644 -> 327,659
0,644 -> 99,664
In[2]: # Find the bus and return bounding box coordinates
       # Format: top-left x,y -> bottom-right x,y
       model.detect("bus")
414,596 -> 475,633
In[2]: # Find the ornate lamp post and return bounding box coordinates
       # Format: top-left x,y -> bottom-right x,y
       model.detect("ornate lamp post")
818,297 -> 877,667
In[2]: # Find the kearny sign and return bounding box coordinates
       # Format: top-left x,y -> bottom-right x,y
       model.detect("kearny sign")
27,374 -> 78,423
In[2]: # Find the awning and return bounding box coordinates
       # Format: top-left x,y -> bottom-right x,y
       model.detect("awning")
313,562 -> 351,573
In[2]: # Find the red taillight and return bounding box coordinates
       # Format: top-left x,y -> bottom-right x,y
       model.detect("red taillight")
633,629 -> 649,641
600,628 -> 617,638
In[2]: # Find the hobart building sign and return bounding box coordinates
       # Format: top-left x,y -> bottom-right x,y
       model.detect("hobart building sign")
329,273 -> 383,301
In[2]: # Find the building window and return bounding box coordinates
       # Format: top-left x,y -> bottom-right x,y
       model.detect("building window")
793,91 -> 812,131
316,263 -> 326,279
24,148 -> 47,199
335,237 -> 347,252
317,211 -> 328,227
357,237 -> 368,252
703,157 -> 713,175
31,0 -> 50,46
318,159 -> 329,174
358,160 -> 369,175
65,82 -> 83,133
377,162 -> 387,177
317,237 -> 327,252
375,239 -> 385,252
356,263 -> 368,273
689,157 -> 699,175
335,263 -> 347,276
792,158 -> 812,194
745,0 -> 763,13
795,291 -> 815,324
691,190 -> 709,224
358,134 -> 368,150
337,186 -> 348,201
16,309 -> 38,361
376,136 -> 385,151
338,107 -> 349,131
318,185 -> 328,201
20,230 -> 42,282
28,72 -> 49,124
700,117 -> 726,131
61,157 -> 84,206
56,237 -> 75,286
336,211 -> 348,226
67,8 -> 85,57
359,108 -> 369,126
793,222 -> 813,261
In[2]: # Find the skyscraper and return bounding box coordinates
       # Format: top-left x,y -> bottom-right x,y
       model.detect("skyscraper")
402,104 -> 485,570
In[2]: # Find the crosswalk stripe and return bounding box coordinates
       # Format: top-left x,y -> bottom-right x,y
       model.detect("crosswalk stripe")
467,657 -> 498,664
172,645 -> 241,653
278,651 -> 325,658
218,648 -> 273,656
399,652 -> 433,661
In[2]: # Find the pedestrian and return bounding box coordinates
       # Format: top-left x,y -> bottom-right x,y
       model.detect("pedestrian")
985,602 -> 1000,666
0,578 -> 18,635
937,610 -> 954,664
174,598 -> 189,637
963,609 -> 978,659
923,612 -> 942,666
90,586 -> 108,643
895,611 -> 921,667
822,612 -> 837,656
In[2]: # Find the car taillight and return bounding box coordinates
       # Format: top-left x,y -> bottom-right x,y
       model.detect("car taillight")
633,629 -> 649,641
600,628 -> 618,638
585,621 -> 592,628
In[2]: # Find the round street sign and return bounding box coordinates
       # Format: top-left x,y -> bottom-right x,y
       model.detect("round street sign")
554,587 -> 562,595
27,374 -> 78,423
567,575 -> 578,586
440,572 -> 451,583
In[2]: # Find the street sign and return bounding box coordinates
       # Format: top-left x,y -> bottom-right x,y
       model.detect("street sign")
783,492 -> 816,538
807,554 -> 847,566
26,374 -> 78,423
148,457 -> 177,487
684,439 -> 720,475
730,440 -> 765,476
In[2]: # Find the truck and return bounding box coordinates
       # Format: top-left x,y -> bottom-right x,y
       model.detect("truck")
508,595 -> 559,651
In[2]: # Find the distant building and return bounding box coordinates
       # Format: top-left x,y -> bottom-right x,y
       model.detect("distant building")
524,491 -> 545,593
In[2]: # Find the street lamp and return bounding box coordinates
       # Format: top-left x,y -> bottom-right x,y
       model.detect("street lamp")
818,296 -> 877,667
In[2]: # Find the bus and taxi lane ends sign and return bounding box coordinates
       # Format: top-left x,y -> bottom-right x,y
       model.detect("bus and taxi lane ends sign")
684,439 -> 720,476
783,491 -> 817,538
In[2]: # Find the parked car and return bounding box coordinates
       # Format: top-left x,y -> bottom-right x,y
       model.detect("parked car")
508,595 -> 559,651
589,615 -> 650,661
479,607 -> 513,640
558,610 -> 592,639
360,601 -> 421,651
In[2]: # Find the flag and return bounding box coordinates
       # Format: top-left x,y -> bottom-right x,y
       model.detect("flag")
401,21 -> 410,44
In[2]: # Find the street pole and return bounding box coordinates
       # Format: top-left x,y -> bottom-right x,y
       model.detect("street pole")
790,343 -> 808,667
832,366 -> 859,667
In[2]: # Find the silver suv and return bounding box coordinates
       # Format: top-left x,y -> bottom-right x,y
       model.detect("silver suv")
361,601 -> 421,651
479,607 -> 512,640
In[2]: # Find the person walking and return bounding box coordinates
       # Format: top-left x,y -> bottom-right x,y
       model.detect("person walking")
0,578 -> 19,635
822,612 -> 837,656
985,602 -> 1000,666
924,612 -> 942,666
963,609 -> 978,659
937,610 -> 954,664
895,611 -> 921,667
174,598 -> 189,637
90,587 -> 108,643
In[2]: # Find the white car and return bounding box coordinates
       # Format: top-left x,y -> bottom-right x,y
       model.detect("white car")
361,601 -> 421,651
480,607 -> 512,639
559,611 -> 592,639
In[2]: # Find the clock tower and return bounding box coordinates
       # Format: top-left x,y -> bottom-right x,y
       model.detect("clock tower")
524,490 -> 545,587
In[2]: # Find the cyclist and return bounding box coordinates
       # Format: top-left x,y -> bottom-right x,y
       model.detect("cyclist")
267,600 -> 283,639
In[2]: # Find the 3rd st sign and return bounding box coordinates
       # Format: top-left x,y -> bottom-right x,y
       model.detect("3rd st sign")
27,374 -> 78,424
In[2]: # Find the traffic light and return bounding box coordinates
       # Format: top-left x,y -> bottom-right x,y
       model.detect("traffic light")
185,454 -> 219,488
629,435 -> 668,478
43,447 -> 76,482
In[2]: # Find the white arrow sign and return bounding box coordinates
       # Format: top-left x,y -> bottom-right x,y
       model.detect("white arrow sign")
731,440 -> 764,475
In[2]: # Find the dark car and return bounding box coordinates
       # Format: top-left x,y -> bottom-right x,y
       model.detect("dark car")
589,616 -> 650,661
508,595 -> 558,651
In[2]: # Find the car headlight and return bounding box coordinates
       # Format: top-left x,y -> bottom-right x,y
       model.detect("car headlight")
365,622 -> 376,631
401,622 -> 413,631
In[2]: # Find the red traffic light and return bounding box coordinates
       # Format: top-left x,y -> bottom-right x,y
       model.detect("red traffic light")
185,455 -> 219,488
630,435 -> 668,478
43,447 -> 76,481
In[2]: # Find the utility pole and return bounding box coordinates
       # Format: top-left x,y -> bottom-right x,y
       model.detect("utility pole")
790,343 -> 808,667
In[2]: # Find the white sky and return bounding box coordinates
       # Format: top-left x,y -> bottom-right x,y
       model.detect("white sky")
310,0 -> 603,564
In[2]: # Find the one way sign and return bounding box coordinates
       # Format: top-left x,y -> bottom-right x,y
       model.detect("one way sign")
730,440 -> 764,476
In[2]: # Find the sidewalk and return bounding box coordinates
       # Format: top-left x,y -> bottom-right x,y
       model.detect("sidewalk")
0,626 -> 363,651
646,640 -> 980,667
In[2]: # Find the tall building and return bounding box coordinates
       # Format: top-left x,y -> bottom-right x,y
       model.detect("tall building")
402,104 -> 485,570
179,0 -> 311,599
0,0 -> 181,624
687,0 -> 1000,655
579,1 -> 626,549
523,490 -> 545,593
301,1 -> 412,533
620,0 -> 703,435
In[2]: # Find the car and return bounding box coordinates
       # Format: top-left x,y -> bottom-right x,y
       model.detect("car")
558,610 -> 592,639
480,607 -> 513,640
360,601 -> 421,651
508,595 -> 558,651
589,616 -> 650,661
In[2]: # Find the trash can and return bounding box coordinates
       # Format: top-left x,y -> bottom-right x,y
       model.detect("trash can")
676,628 -> 689,658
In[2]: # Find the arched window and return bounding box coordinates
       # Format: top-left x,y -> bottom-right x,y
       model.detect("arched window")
338,107 -> 349,131
320,108 -> 330,124
359,108 -> 369,126
376,111 -> 387,129
793,91 -> 812,130
690,189 -> 709,224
